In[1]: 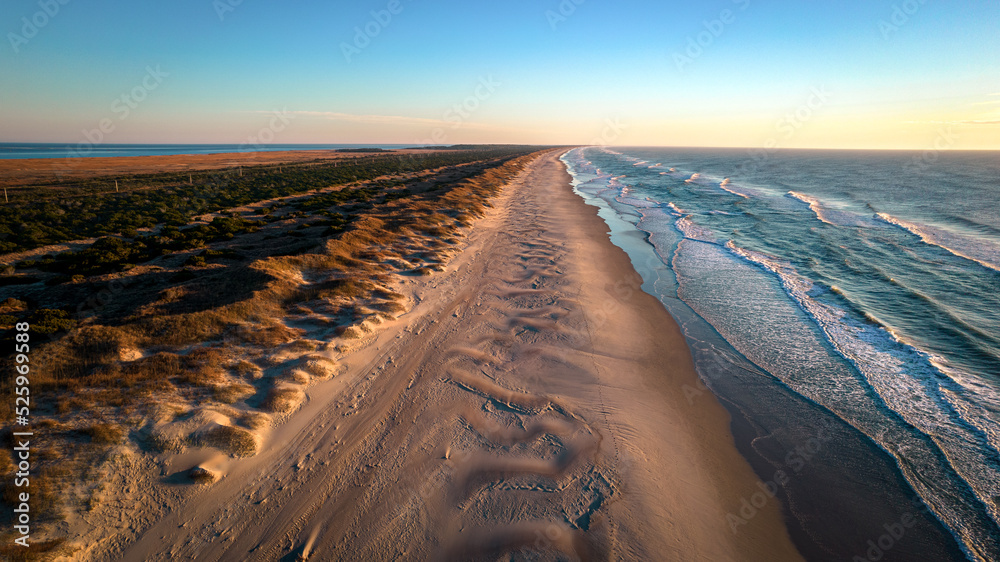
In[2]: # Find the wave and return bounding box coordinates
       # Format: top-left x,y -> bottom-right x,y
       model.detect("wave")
675,216 -> 717,243
876,213 -> 1000,272
617,193 -> 658,209
725,241 -> 1000,541
787,191 -> 835,225
717,178 -> 750,198
570,146 -> 1000,555
945,214 -> 1000,239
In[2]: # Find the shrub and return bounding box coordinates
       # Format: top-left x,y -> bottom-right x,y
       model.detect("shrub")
84,423 -> 126,445
231,359 -> 262,379
0,315 -> 17,330
197,425 -> 257,457
261,386 -> 304,413
29,309 -> 75,335
213,382 -> 255,404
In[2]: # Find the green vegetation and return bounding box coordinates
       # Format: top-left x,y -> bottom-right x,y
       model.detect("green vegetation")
0,147 -> 533,253
9,216 -> 266,278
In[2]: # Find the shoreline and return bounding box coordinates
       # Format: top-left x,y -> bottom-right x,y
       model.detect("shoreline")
496,150 -> 804,559
562,148 -> 970,561
70,149 -> 803,560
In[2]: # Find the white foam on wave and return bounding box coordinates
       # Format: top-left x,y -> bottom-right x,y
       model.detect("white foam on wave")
619,195 -> 658,208
566,145 -> 1000,548
649,163 -> 662,168
726,240 -> 1000,530
561,148 -> 607,190
876,213 -> 1000,272
608,180 -> 659,209
684,173 -> 701,184
676,216 -> 716,243
718,178 -> 750,199
787,191 -> 835,225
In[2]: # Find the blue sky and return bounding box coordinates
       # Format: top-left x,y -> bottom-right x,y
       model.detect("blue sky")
1,0 -> 998,148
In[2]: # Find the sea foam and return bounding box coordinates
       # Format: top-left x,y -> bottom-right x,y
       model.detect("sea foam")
876,212 -> 1000,272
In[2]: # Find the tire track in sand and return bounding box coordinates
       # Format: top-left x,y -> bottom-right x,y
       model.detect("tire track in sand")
421,169 -> 620,561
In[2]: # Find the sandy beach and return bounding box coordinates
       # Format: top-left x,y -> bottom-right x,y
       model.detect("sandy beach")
57,150 -> 801,560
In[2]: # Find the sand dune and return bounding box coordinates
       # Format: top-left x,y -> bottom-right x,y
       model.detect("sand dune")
76,150 -> 800,561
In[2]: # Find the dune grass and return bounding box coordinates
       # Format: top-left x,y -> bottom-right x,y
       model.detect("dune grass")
0,147 -> 545,557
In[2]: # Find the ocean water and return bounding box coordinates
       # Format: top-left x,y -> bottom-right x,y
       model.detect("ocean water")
563,147 -> 1000,560
0,143 -> 412,159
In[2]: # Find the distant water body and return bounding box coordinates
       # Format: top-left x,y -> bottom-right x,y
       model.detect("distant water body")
0,143 -> 414,160
563,147 -> 1000,560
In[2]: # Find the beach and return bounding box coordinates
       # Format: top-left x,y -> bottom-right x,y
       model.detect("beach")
55,149 -> 801,560
565,147 -> 995,560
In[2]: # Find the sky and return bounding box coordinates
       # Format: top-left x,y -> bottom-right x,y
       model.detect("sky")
1,0 -> 998,149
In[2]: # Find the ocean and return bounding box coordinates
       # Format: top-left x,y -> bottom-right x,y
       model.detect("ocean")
563,147 -> 1000,560
0,143 -> 413,159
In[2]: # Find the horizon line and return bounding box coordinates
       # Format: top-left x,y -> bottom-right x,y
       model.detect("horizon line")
1,141 -> 999,153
